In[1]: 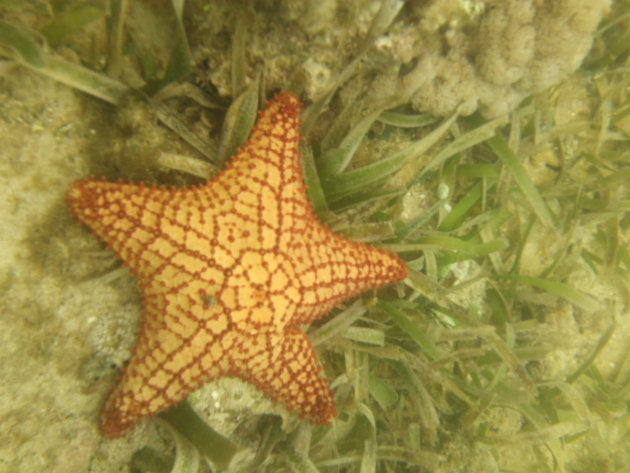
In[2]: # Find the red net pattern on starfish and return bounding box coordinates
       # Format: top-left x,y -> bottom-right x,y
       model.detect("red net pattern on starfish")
67,93 -> 408,438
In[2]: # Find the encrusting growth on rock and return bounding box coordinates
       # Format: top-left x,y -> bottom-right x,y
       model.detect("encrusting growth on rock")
67,93 -> 408,438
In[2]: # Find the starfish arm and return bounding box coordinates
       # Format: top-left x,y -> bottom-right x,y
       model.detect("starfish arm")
234,328 -> 336,424
100,345 -> 189,439
101,290 -> 232,438
99,335 -> 196,439
67,178 -> 206,279
290,225 -> 408,324
215,93 -> 313,237
67,178 -> 251,289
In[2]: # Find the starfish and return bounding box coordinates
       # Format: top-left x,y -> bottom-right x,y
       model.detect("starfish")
67,93 -> 407,438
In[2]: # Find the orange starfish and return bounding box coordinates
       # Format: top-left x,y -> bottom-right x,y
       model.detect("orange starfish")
67,93 -> 407,438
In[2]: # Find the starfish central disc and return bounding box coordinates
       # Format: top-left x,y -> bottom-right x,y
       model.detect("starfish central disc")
67,93 -> 408,438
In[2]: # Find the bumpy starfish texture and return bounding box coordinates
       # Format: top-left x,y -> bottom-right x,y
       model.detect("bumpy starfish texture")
67,93 -> 407,438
